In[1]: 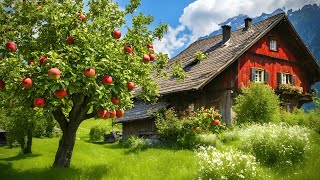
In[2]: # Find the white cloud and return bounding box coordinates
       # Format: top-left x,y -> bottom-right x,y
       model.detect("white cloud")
156,0 -> 320,57
153,25 -> 189,58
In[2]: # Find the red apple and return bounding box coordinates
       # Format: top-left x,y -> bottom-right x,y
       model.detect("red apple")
112,30 -> 121,39
147,44 -> 153,49
149,54 -> 155,61
66,36 -> 74,45
0,80 -> 5,89
124,45 -> 132,53
102,75 -> 112,85
109,110 -> 116,118
5,41 -> 17,52
213,119 -> 220,126
84,68 -> 95,78
39,56 -> 47,65
22,77 -> 32,89
111,97 -> 120,105
116,110 -> 124,118
77,13 -> 86,22
97,110 -> 110,119
54,89 -> 68,99
34,97 -> 46,108
142,54 -> 150,63
48,68 -> 61,80
127,82 -> 135,91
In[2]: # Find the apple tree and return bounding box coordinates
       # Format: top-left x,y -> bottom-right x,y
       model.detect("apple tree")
0,0 -> 168,167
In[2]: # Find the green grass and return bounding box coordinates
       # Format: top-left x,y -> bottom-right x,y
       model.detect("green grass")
0,119 -> 196,180
1,119 -> 320,179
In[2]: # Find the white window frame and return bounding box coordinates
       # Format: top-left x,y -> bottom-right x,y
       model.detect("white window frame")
254,69 -> 264,83
281,73 -> 291,84
270,39 -> 277,51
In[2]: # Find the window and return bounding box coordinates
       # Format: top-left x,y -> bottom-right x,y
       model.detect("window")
255,69 -> 264,82
269,39 -> 277,51
281,73 -> 291,84
251,68 -> 269,83
277,72 -> 295,85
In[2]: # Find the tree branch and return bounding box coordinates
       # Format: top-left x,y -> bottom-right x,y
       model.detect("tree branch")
52,108 -> 67,132
84,112 -> 95,120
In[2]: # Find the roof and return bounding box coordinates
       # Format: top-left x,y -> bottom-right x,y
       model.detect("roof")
116,101 -> 168,123
0,129 -> 6,133
156,13 -> 320,95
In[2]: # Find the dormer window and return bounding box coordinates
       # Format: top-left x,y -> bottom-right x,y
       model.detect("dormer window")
269,39 -> 277,51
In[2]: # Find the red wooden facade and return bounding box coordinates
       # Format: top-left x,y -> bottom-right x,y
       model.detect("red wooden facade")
237,28 -> 310,93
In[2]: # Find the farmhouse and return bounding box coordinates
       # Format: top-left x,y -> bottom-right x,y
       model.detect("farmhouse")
117,13 -> 320,139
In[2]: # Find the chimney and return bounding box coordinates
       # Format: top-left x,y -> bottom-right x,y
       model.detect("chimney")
244,17 -> 252,30
222,25 -> 231,42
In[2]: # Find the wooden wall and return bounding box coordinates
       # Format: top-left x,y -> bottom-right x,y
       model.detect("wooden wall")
163,63 -> 238,124
122,119 -> 156,140
238,28 -> 310,93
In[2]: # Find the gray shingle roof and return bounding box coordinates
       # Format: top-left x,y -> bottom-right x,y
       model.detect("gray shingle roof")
116,101 -> 168,123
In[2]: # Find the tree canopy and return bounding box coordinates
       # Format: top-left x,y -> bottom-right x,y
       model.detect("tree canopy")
0,0 -> 168,167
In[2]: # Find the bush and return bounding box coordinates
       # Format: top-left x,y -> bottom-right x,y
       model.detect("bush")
218,127 -> 240,143
122,136 -> 148,151
89,126 -> 106,142
155,107 -> 224,147
280,108 -> 320,133
196,146 -> 258,179
239,123 -> 310,167
195,134 -> 221,147
234,83 -> 280,124
155,108 -> 181,142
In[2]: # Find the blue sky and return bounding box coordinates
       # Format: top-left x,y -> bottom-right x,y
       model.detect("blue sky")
84,0 -> 320,58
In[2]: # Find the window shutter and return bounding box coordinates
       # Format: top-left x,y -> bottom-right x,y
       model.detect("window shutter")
291,75 -> 296,85
250,68 -> 256,81
277,72 -> 282,84
264,70 -> 269,84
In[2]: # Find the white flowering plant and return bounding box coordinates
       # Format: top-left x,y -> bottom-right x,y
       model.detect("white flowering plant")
239,123 -> 310,167
196,146 -> 258,179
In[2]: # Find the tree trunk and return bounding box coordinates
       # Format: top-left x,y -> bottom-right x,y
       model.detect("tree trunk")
23,130 -> 32,154
51,94 -> 93,168
52,126 -> 78,168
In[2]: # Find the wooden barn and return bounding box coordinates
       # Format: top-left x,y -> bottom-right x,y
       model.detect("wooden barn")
116,13 -> 320,140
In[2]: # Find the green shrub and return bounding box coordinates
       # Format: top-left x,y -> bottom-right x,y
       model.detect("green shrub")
234,83 -> 280,124
155,107 -> 224,147
123,136 -> 148,151
89,126 -> 105,142
155,108 -> 181,141
239,123 -> 310,167
195,134 -> 221,147
218,127 -> 240,143
196,146 -> 258,179
280,108 -> 320,133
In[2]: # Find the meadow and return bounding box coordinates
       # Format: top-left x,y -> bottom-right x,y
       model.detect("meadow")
1,119 -> 320,180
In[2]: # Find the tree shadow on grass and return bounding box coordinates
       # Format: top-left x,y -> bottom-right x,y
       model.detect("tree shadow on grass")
0,162 -> 110,180
0,153 -> 41,161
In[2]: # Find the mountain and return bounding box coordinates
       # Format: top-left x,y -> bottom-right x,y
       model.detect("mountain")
199,4 -> 320,109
